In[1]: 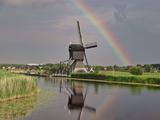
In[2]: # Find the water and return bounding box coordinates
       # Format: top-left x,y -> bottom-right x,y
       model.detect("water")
1,77 -> 160,120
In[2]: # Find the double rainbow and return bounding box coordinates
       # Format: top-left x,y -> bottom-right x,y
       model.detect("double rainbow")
70,0 -> 132,65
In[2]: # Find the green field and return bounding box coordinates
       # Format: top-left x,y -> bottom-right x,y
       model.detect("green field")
0,70 -> 38,102
71,71 -> 160,86
99,71 -> 160,78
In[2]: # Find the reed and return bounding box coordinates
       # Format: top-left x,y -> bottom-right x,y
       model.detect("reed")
0,70 -> 37,101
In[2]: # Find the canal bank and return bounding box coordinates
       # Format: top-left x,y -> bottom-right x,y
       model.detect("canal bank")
68,77 -> 160,87
20,71 -> 160,87
70,72 -> 160,87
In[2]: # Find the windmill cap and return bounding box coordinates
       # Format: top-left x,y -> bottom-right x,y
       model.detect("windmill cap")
69,44 -> 85,51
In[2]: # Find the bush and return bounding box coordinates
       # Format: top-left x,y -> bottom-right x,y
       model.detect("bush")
71,72 -> 160,85
130,67 -> 143,75
71,73 -> 106,80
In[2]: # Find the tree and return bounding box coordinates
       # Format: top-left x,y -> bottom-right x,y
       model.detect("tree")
93,66 -> 104,72
113,65 -> 119,71
130,67 -> 143,75
144,64 -> 152,72
106,66 -> 113,71
136,64 -> 142,67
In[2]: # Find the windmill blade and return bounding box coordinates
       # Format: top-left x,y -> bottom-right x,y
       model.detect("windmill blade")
83,86 -> 88,102
77,21 -> 90,71
77,86 -> 89,120
77,21 -> 84,46
84,42 -> 97,49
84,53 -> 90,71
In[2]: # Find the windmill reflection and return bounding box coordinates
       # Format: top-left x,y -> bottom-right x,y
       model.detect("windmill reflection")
67,82 -> 84,109
60,79 -> 96,120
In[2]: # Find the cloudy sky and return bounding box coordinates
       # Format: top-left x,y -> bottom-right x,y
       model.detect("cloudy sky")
0,0 -> 160,65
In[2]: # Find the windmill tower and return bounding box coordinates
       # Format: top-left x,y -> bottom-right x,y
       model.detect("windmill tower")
68,21 -> 97,73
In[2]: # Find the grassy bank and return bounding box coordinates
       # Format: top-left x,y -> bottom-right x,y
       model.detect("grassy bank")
0,70 -> 38,102
71,71 -> 160,86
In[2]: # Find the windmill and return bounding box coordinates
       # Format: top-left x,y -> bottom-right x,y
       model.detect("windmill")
68,21 -> 97,73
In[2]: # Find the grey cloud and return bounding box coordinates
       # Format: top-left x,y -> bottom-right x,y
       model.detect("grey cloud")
0,0 -> 5,8
107,0 -> 160,64
86,0 -> 160,64
0,0 -> 66,8
113,3 -> 128,22
0,0 -> 160,65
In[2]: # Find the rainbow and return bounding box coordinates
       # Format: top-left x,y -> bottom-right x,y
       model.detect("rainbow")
70,0 -> 132,65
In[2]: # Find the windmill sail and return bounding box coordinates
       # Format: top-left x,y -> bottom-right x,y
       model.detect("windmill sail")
77,21 -> 84,46
84,42 -> 97,49
77,21 -> 90,70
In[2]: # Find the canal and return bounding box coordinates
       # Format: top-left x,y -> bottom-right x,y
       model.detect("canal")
1,77 -> 160,120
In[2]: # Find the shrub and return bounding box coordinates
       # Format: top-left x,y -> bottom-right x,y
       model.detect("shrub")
71,72 -> 160,85
130,67 -> 143,75
71,73 -> 106,80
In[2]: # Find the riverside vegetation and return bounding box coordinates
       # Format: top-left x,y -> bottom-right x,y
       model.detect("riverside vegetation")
0,70 -> 38,102
71,71 -> 160,86
1,63 -> 160,86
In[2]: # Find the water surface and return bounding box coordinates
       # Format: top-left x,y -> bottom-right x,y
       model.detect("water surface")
2,77 -> 160,120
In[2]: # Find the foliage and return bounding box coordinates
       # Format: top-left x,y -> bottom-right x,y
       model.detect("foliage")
113,65 -> 120,71
100,71 -> 160,79
71,71 -> 160,85
42,63 -> 67,74
151,64 -> 160,70
1,63 -> 160,75
93,66 -> 105,72
144,64 -> 152,72
130,67 -> 143,75
0,70 -> 37,100
106,66 -> 114,71
71,73 -> 106,80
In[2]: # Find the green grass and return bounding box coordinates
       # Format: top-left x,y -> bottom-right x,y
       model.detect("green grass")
71,71 -> 160,86
99,71 -> 160,78
0,70 -> 38,101
0,95 -> 37,120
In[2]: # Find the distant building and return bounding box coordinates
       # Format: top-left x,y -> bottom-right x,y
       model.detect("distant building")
27,64 -> 41,66
26,63 -> 43,70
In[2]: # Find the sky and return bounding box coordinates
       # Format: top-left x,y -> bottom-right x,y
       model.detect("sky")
0,0 -> 160,65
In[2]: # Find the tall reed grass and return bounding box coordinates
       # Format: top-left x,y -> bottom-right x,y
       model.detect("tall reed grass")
0,70 -> 37,101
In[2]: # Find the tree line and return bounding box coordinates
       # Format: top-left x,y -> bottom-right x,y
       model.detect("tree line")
93,64 -> 160,73
0,63 -> 160,75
